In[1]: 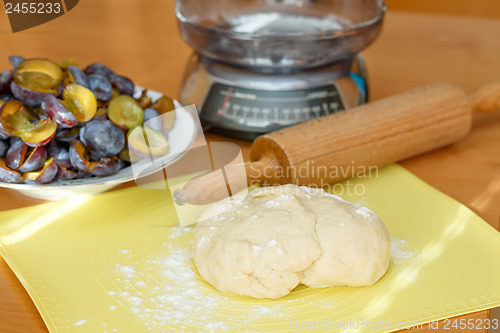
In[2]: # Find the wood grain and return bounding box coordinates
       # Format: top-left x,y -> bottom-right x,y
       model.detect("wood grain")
0,1 -> 499,332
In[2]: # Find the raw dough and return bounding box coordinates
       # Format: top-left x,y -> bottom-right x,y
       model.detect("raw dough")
192,185 -> 391,299
192,186 -> 321,298
301,195 -> 391,288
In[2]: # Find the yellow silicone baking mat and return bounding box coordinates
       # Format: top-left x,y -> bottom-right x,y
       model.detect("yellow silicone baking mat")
0,164 -> 499,332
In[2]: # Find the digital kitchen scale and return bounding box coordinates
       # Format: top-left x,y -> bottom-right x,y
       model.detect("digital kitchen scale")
176,0 -> 385,140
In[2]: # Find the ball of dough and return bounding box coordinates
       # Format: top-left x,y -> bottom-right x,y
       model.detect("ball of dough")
192,186 -> 322,299
192,185 -> 391,299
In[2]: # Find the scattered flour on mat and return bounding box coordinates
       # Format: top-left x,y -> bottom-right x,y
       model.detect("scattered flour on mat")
96,226 -> 419,331
391,238 -> 419,265
390,238 -> 421,282
170,226 -> 192,239
119,265 -> 135,279
74,319 -> 87,326
107,226 -> 291,332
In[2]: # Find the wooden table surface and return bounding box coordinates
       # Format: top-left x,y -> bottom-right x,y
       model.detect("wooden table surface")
0,1 -> 499,332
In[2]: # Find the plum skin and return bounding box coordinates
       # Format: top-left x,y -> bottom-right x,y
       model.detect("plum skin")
0,140 -> 8,156
10,81 -> 56,108
41,94 -> 78,128
17,146 -> 47,173
5,138 -> 27,170
0,123 -> 12,140
85,63 -> 113,77
69,140 -> 89,172
108,73 -> 134,96
48,146 -> 71,168
88,156 -> 121,176
55,165 -> 78,180
23,158 -> 58,184
143,108 -> 164,133
67,66 -> 89,88
0,159 -> 22,183
81,119 -> 125,160
0,70 -> 12,94
88,74 -> 112,101
8,55 -> 25,68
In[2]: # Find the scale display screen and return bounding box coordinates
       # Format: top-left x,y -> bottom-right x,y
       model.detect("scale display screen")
202,83 -> 346,129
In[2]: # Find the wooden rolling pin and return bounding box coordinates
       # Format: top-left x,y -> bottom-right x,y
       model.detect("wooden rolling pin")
173,81 -> 500,205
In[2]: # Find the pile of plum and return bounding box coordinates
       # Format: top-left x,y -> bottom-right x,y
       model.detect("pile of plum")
0,56 -> 174,184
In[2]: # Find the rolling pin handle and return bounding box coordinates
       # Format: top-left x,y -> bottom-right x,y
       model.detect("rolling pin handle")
469,80 -> 500,113
172,154 -> 281,206
173,189 -> 188,206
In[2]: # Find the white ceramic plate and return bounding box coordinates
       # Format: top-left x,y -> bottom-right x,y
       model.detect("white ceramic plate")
0,89 -> 196,200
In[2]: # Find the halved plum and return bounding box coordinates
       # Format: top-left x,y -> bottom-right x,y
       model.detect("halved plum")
69,140 -> 89,172
127,125 -> 169,158
119,148 -> 130,162
5,137 -> 27,169
59,58 -> 79,69
0,100 -> 57,146
0,158 -> 22,183
62,83 -> 97,122
88,156 -> 121,177
13,58 -> 63,91
108,95 -> 144,130
23,132 -> 56,148
152,96 -> 175,130
10,81 -> 57,107
21,157 -> 58,184
135,89 -> 152,109
41,94 -> 78,128
18,146 -> 47,173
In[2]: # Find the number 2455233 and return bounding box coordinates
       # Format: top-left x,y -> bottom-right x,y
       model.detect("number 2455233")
5,2 -> 62,14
